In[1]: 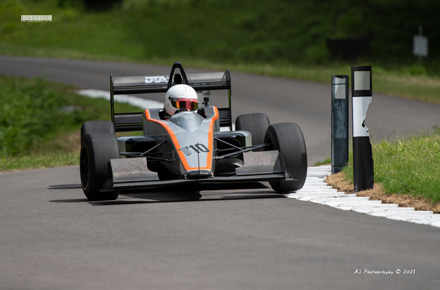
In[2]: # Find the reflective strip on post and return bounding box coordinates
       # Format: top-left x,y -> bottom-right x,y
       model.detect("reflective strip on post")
331,75 -> 349,174
351,66 -> 374,192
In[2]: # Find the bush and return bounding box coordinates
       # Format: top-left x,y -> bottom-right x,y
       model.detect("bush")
0,77 -> 65,156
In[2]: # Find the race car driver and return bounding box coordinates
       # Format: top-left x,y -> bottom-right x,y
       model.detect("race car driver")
164,84 -> 199,117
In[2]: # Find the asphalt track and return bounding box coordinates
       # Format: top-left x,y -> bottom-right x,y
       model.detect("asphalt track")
1,56 -> 440,289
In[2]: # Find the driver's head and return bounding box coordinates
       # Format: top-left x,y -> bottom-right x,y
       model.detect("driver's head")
164,84 -> 198,116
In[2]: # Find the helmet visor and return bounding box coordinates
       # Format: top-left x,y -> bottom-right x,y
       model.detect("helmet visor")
170,97 -> 198,111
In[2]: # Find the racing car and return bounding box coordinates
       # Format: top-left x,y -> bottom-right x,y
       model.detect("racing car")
80,62 -> 307,201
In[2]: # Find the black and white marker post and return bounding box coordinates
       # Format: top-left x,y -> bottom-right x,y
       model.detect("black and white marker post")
351,66 -> 374,192
331,75 -> 349,174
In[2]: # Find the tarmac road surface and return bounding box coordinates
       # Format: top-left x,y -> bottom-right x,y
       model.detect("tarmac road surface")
1,166 -> 439,289
1,56 -> 440,289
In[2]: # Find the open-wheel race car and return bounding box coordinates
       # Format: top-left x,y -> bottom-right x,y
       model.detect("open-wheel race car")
80,62 -> 308,201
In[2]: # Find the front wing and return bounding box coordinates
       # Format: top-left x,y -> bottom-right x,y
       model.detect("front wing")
104,151 -> 295,191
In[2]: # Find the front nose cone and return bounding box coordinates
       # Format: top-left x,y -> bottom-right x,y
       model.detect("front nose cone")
186,170 -> 212,179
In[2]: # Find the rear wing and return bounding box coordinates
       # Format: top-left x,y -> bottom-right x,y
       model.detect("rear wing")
110,62 -> 232,132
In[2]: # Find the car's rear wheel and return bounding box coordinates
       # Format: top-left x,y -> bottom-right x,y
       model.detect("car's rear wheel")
80,121 -> 115,144
264,123 -> 307,192
80,133 -> 120,201
235,113 -> 270,149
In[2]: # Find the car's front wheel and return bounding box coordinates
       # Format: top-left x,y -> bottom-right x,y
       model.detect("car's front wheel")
80,133 -> 120,201
264,123 -> 307,192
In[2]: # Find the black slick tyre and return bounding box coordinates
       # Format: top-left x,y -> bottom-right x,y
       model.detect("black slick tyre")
264,123 -> 307,192
235,113 -> 270,148
80,133 -> 120,201
80,121 -> 115,144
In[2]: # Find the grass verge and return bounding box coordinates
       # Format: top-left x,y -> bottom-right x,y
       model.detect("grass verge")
313,158 -> 331,166
0,75 -> 142,171
326,128 -> 440,212
326,173 -> 440,213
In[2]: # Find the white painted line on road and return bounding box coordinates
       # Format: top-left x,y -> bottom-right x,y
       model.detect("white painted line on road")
77,89 -> 163,108
286,165 -> 440,228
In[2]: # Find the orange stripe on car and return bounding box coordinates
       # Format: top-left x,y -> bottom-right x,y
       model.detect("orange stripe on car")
144,108 -> 219,172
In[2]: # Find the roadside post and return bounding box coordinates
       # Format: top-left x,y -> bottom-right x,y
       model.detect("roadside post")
331,75 -> 349,174
413,25 -> 428,64
351,66 -> 374,192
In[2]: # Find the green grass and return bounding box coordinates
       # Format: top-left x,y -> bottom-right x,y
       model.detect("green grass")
0,75 -> 142,171
2,0 -> 440,104
0,151 -> 79,171
314,157 -> 331,166
342,128 -> 440,203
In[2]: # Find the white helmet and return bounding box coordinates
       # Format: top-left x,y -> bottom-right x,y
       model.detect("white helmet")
164,84 -> 198,116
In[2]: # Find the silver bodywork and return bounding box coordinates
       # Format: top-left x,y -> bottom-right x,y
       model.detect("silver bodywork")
117,109 -> 252,180
142,110 -> 218,178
